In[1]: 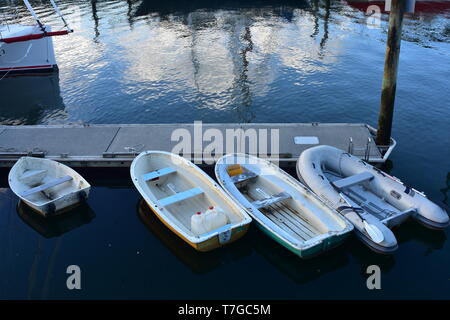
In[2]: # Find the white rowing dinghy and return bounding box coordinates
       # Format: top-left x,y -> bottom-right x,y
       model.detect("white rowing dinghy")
215,154 -> 353,258
8,157 -> 91,216
297,145 -> 449,254
130,151 -> 252,252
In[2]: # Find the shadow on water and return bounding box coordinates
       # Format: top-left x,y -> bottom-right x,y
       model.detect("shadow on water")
137,198 -> 253,274
0,72 -> 65,125
439,172 -> 450,207
395,219 -> 447,252
347,236 -> 396,275
250,225 -> 351,283
137,196 -> 354,283
379,159 -> 394,174
17,200 -> 96,238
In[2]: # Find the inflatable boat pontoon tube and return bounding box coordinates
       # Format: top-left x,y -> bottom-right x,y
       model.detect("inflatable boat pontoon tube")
297,145 -> 449,254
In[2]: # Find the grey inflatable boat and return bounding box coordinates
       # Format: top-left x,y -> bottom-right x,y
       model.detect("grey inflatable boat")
297,145 -> 449,254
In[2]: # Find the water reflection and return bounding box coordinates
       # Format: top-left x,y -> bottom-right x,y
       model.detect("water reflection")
347,237 -> 396,273
395,220 -> 447,255
2,0 -> 449,124
133,0 -> 310,17
17,200 -> 96,238
114,0 -> 344,123
0,73 -> 65,125
137,199 -> 252,274
90,0 -> 100,40
345,0 -> 450,14
440,172 -> 450,207
251,226 -> 350,283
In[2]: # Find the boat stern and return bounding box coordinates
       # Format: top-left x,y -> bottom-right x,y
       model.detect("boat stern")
0,25 -> 58,75
193,223 -> 251,252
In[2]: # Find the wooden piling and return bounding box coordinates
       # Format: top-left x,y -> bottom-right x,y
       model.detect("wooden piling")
376,0 -> 406,146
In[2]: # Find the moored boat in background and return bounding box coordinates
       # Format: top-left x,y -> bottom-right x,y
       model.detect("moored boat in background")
346,0 -> 450,13
0,0 -> 72,76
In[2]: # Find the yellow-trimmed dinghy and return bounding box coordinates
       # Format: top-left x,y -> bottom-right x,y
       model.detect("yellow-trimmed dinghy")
130,151 -> 252,252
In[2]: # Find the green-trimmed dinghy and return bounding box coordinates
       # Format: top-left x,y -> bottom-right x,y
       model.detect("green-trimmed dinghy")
215,153 -> 353,258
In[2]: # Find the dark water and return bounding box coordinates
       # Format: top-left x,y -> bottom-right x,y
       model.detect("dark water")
0,0 -> 449,299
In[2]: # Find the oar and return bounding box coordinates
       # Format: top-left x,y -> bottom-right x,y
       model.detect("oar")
339,193 -> 384,244
356,210 -> 384,244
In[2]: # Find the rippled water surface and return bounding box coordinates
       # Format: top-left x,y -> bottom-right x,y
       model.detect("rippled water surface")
0,0 -> 449,299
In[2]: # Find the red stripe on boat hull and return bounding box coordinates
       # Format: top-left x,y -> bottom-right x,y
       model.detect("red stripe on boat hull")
0,65 -> 52,71
0,31 -> 69,44
347,1 -> 450,13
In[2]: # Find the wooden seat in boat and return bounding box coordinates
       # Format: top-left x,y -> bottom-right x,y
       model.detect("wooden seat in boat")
332,172 -> 374,190
251,192 -> 291,209
159,187 -> 204,207
143,167 -> 176,181
21,175 -> 73,197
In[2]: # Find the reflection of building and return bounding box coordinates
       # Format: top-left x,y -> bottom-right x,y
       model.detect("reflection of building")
0,73 -> 65,125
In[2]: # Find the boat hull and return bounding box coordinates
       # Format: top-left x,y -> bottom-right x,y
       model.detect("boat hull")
22,188 -> 90,217
354,228 -> 398,254
144,201 -> 249,252
0,25 -> 57,75
0,64 -> 58,76
257,220 -> 350,259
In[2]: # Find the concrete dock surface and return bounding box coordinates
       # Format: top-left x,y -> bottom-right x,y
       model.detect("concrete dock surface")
0,123 -> 395,167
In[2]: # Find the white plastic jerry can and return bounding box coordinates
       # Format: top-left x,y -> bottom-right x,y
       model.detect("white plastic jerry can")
190,206 -> 228,236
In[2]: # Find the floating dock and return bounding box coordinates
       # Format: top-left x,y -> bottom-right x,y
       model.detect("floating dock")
0,123 -> 395,167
